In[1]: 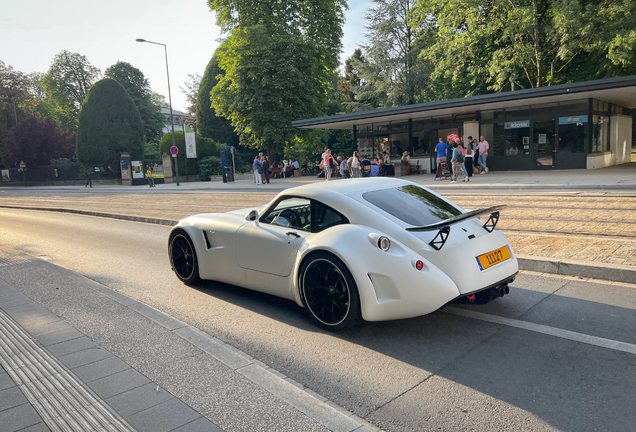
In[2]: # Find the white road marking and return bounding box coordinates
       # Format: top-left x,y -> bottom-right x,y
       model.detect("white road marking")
445,307 -> 636,355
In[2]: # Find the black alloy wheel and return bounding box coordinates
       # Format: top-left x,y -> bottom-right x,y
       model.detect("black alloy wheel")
169,231 -> 200,285
300,252 -> 361,330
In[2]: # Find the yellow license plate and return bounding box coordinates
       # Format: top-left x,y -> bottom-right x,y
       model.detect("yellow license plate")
476,246 -> 511,271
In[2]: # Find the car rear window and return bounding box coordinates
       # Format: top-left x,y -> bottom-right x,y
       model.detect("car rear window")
362,185 -> 462,226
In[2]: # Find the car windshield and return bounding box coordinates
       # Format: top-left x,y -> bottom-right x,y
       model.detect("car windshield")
362,185 -> 463,226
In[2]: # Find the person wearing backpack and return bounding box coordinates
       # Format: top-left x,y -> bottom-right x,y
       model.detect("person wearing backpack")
450,142 -> 467,183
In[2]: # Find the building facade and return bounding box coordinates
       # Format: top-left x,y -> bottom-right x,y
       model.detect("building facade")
293,76 -> 635,173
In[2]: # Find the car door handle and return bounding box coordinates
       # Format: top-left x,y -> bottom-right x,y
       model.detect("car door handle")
286,232 -> 300,238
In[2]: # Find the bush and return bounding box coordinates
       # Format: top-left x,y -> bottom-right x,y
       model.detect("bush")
76,78 -> 144,170
200,156 -> 223,180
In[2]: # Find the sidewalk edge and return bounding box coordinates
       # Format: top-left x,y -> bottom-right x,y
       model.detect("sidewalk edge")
517,255 -> 636,284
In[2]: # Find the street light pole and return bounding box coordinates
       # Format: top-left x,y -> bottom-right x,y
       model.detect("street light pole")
136,38 -> 180,186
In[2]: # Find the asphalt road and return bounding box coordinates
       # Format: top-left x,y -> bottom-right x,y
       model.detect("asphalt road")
1,208 -> 635,432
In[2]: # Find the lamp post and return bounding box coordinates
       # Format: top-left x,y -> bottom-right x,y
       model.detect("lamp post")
136,38 -> 180,186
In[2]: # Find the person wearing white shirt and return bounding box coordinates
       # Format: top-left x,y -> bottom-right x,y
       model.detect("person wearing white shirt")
350,151 -> 361,178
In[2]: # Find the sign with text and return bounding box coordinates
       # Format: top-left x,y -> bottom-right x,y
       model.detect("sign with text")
131,161 -> 144,179
185,124 -> 197,158
504,120 -> 530,129
559,115 -> 588,125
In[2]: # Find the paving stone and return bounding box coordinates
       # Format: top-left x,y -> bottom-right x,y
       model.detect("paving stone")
46,336 -> 97,357
35,326 -> 84,347
0,402 -> 43,432
126,398 -> 201,432
71,356 -> 130,383
13,313 -> 61,330
104,382 -> 174,417
171,416 -> 225,432
87,368 -> 150,399
0,371 -> 16,391
16,422 -> 51,432
26,319 -> 76,338
0,386 -> 28,412
57,347 -> 113,369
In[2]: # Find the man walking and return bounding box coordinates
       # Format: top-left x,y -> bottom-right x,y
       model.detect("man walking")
478,135 -> 490,174
253,155 -> 263,185
85,170 -> 92,188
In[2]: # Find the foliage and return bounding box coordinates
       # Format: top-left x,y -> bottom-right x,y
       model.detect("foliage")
0,61 -> 34,153
104,61 -> 166,143
76,78 -> 144,170
1,116 -> 76,168
159,131 -> 220,176
208,0 -> 347,162
42,51 -> 101,132
199,155 -> 223,179
196,53 -> 239,146
180,73 -> 201,121
144,141 -> 161,161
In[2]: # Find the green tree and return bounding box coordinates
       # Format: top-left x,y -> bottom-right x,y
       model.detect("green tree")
196,53 -> 239,146
208,0 -> 346,162
42,51 -> 101,132
180,73 -> 201,121
76,78 -> 144,170
104,61 -> 165,143
0,61 -> 33,154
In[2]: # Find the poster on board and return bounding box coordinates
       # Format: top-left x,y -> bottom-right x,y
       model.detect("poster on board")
131,161 -> 144,179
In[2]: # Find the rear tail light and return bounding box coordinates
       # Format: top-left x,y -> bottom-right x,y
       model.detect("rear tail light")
468,294 -> 476,302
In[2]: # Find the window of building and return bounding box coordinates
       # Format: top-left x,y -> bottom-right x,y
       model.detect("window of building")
558,115 -> 588,153
592,116 -> 610,153
486,122 -> 529,157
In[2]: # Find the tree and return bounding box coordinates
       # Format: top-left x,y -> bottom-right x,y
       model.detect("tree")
1,116 -> 75,168
196,53 -> 239,146
180,73 -> 201,121
0,61 -> 33,151
42,51 -> 101,132
76,78 -> 144,169
208,0 -> 347,162
105,61 -> 166,142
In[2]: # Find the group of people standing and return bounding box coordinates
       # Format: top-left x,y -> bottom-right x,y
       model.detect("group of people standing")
253,154 -> 301,185
435,135 -> 490,183
321,148 -> 379,180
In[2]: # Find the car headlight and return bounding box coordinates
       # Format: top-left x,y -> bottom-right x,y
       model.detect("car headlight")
378,236 -> 391,252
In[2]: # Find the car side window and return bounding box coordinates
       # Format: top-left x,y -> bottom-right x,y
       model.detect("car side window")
261,198 -> 311,231
312,200 -> 348,233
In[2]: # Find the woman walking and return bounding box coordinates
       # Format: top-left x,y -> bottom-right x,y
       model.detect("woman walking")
253,155 -> 263,185
350,151 -> 361,178
464,140 -> 473,181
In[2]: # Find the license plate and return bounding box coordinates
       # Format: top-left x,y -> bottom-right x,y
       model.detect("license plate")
476,246 -> 511,271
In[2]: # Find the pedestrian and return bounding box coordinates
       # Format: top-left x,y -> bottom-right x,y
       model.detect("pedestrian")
253,155 -> 263,185
450,142 -> 467,183
85,170 -> 92,188
478,135 -> 490,174
147,167 -> 155,187
350,151 -> 360,178
464,140 -> 474,180
456,139 -> 469,179
468,136 -> 480,173
434,138 -> 449,180
261,155 -> 270,184
323,149 -> 336,181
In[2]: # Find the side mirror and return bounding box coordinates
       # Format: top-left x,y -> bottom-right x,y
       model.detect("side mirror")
246,209 -> 259,226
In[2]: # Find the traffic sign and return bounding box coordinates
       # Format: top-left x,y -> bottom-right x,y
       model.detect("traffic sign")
19,161 -> 26,168
170,146 -> 179,155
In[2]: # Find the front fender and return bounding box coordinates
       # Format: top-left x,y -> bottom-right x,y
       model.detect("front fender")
293,224 -> 461,322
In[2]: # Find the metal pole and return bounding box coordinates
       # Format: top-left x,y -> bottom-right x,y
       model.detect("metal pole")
182,123 -> 188,181
163,44 -> 179,186
193,122 -> 200,181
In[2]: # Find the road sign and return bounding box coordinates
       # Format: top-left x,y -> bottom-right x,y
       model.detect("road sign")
19,161 -> 26,168
170,146 -> 179,155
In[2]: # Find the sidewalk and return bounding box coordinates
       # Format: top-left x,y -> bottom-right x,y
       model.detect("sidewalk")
0,247 -> 376,432
2,162 -> 636,193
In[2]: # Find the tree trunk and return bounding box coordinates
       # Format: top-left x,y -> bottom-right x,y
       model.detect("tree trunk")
267,141 -> 277,166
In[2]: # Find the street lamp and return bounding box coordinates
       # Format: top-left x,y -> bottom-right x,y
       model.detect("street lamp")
136,38 -> 180,186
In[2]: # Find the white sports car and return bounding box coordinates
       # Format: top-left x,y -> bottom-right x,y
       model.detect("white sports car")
168,178 -> 518,330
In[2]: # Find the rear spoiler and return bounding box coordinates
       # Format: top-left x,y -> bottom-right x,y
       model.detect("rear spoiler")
406,205 -> 505,250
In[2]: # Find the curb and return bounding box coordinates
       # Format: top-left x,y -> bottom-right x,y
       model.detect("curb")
517,256 -> 636,284
2,204 -> 633,284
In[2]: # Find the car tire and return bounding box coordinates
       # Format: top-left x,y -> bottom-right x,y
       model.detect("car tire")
169,230 -> 201,285
300,252 -> 362,331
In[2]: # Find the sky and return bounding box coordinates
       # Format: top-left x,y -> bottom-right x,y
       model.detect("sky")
1,0 -> 369,112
